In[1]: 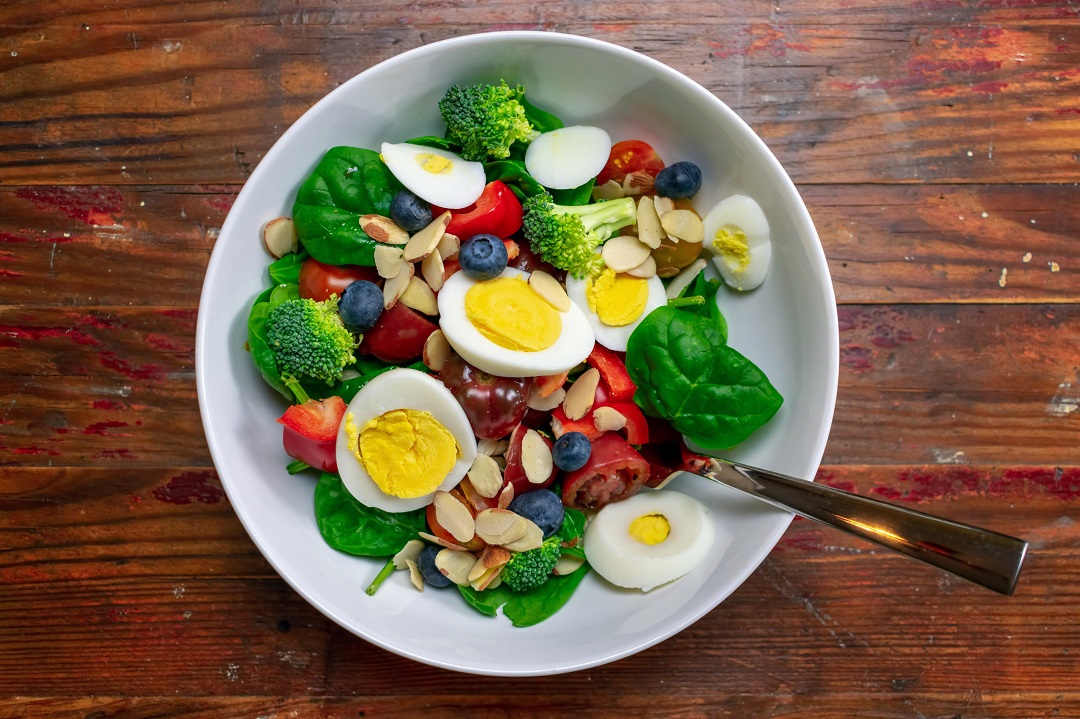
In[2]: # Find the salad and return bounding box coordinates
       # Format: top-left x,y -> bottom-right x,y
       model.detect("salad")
246,81 -> 783,627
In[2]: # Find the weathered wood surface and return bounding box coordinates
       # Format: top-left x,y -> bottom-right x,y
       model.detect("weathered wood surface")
2,1 -> 1079,716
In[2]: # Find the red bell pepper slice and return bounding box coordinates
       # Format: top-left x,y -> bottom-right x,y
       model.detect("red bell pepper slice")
551,400 -> 649,445
434,180 -> 523,240
277,395 -> 346,472
502,423 -> 558,496
562,432 -> 650,511
533,371 -> 569,398
586,344 -> 636,402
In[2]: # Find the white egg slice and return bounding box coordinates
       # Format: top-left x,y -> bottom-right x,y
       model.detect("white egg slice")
437,267 -> 596,377
380,142 -> 486,209
702,194 -> 773,291
565,271 -> 667,352
585,490 -> 715,592
524,125 -> 612,190
334,368 -> 477,513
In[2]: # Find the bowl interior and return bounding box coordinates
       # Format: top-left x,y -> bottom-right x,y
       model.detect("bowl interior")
196,31 -> 838,676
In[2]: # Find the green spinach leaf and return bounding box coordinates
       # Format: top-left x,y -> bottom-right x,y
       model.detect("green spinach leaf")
325,361 -> 428,403
557,506 -> 587,543
680,269 -> 728,343
502,563 -> 590,627
268,282 -> 300,307
520,94 -> 564,134
550,179 -> 595,207
457,583 -> 515,618
246,289 -> 291,399
314,473 -> 426,557
405,135 -> 459,151
483,160 -> 546,200
625,308 -> 782,449
292,146 -> 405,266
267,251 -> 308,285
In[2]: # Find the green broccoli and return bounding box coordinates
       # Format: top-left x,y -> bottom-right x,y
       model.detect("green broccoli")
521,193 -> 638,278
438,81 -> 536,161
265,296 -> 356,387
500,537 -> 562,592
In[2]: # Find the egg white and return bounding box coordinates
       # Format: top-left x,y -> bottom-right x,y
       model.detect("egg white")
565,271 -> 667,352
585,490 -> 714,592
380,142 -> 486,210
702,194 -> 772,291
334,368 -> 477,513
437,267 -> 596,377
524,125 -> 612,190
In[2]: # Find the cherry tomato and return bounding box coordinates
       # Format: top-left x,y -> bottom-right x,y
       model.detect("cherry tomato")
510,238 -> 565,282
433,181 -> 523,239
596,140 -> 665,186
359,301 -> 437,363
439,354 -> 529,440
426,488 -> 486,552
562,432 -> 650,511
298,257 -> 381,302
653,235 -> 704,278
277,395 -> 347,472
503,423 -> 558,496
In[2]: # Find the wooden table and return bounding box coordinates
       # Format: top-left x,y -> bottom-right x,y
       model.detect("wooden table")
2,2 -> 1077,717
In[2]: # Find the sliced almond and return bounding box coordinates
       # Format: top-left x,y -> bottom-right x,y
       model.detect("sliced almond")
497,482 -> 515,510
503,518 -> 544,552
526,270 -> 571,311
603,235 -> 653,272
477,438 -> 510,457
660,209 -> 705,244
374,244 -> 405,279
433,491 -> 476,543
591,179 -> 625,201
262,217 -> 297,258
405,558 -> 424,591
403,210 -> 450,262
436,232 -> 460,260
392,539 -> 425,570
400,276 -> 439,316
418,531 -> 469,551
593,406 -> 627,432
553,554 -> 586,576
636,196 -> 666,249
421,247 -> 445,291
626,254 -> 657,279
527,385 -> 565,412
470,565 -> 503,592
652,196 -> 675,217
467,555 -> 489,583
360,214 -> 409,245
481,544 -> 512,569
467,454 -> 504,499
562,367 -> 600,420
382,261 -> 414,309
474,508 -> 529,546
664,258 -> 707,300
621,170 -> 655,196
422,329 -> 453,373
550,414 -> 567,439
434,547 -> 475,586
521,429 -> 554,485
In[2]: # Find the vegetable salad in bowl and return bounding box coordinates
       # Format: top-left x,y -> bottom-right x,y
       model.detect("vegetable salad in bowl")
245,80 -> 785,626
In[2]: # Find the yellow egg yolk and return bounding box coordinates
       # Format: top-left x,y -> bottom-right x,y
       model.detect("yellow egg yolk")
346,409 -> 460,499
628,513 -> 671,546
416,153 -> 452,175
465,276 -> 561,352
585,268 -> 649,327
712,226 -> 751,273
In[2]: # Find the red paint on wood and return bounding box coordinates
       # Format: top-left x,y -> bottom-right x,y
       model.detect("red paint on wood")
151,471 -> 224,505
93,448 -> 137,460
97,351 -> 167,381
869,323 -> 915,348
11,446 -> 61,456
996,467 -> 1080,501
0,269 -> 23,278
971,81 -> 1009,93
14,186 -> 124,226
92,400 -> 126,410
0,324 -> 101,346
840,345 -> 874,372
81,421 -> 131,436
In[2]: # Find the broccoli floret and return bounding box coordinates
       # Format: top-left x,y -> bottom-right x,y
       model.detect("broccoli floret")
265,296 -> 356,387
500,537 -> 562,592
522,193 -> 638,278
438,81 -> 535,161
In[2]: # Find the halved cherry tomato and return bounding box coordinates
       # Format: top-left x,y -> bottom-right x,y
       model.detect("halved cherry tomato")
359,301 -> 438,363
277,395 -> 346,472
534,371 -> 569,398
426,487 -> 486,552
433,181 -> 522,239
596,140 -> 665,186
562,432 -> 650,511
586,344 -> 636,402
298,258 -> 381,302
502,423 -> 558,496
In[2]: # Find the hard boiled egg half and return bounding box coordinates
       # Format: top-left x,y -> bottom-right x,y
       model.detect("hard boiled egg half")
380,142 -> 485,209
565,267 -> 667,352
703,194 -> 773,291
437,267 -> 596,377
335,368 -> 477,513
585,490 -> 714,592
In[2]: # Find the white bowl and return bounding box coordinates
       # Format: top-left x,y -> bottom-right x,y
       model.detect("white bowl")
196,31 -> 838,676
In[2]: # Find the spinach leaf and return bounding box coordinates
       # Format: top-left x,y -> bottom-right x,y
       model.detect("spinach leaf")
502,563 -> 590,628
457,583 -> 515,618
405,135 -> 459,151
680,269 -> 727,344
325,361 -> 428,403
483,160 -> 546,200
267,251 -> 308,285
625,308 -> 783,449
246,289 -> 290,399
268,282 -> 300,307
292,147 -> 405,267
550,179 -> 595,207
520,94 -> 564,134
557,506 -> 587,543
313,473 -> 426,557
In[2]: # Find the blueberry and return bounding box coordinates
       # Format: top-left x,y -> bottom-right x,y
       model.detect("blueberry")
391,190 -> 433,233
508,490 -> 566,539
458,234 -> 508,281
338,280 -> 383,332
417,544 -> 452,588
654,161 -> 702,200
552,431 -> 591,472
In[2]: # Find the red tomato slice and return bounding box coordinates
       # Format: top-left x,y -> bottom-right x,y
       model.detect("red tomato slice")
433,181 -> 523,239
596,140 -> 665,186
502,423 -> 558,496
561,432 -> 650,511
277,396 -> 347,472
298,258 -> 381,302
359,301 -> 438,363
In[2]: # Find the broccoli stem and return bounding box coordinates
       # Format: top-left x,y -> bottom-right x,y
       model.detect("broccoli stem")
365,558 -> 397,596
668,295 -> 706,308
281,373 -> 311,404
559,197 -> 636,240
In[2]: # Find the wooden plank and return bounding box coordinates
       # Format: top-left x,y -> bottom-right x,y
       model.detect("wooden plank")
1,17 -> 1078,185
2,184 -> 1077,307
